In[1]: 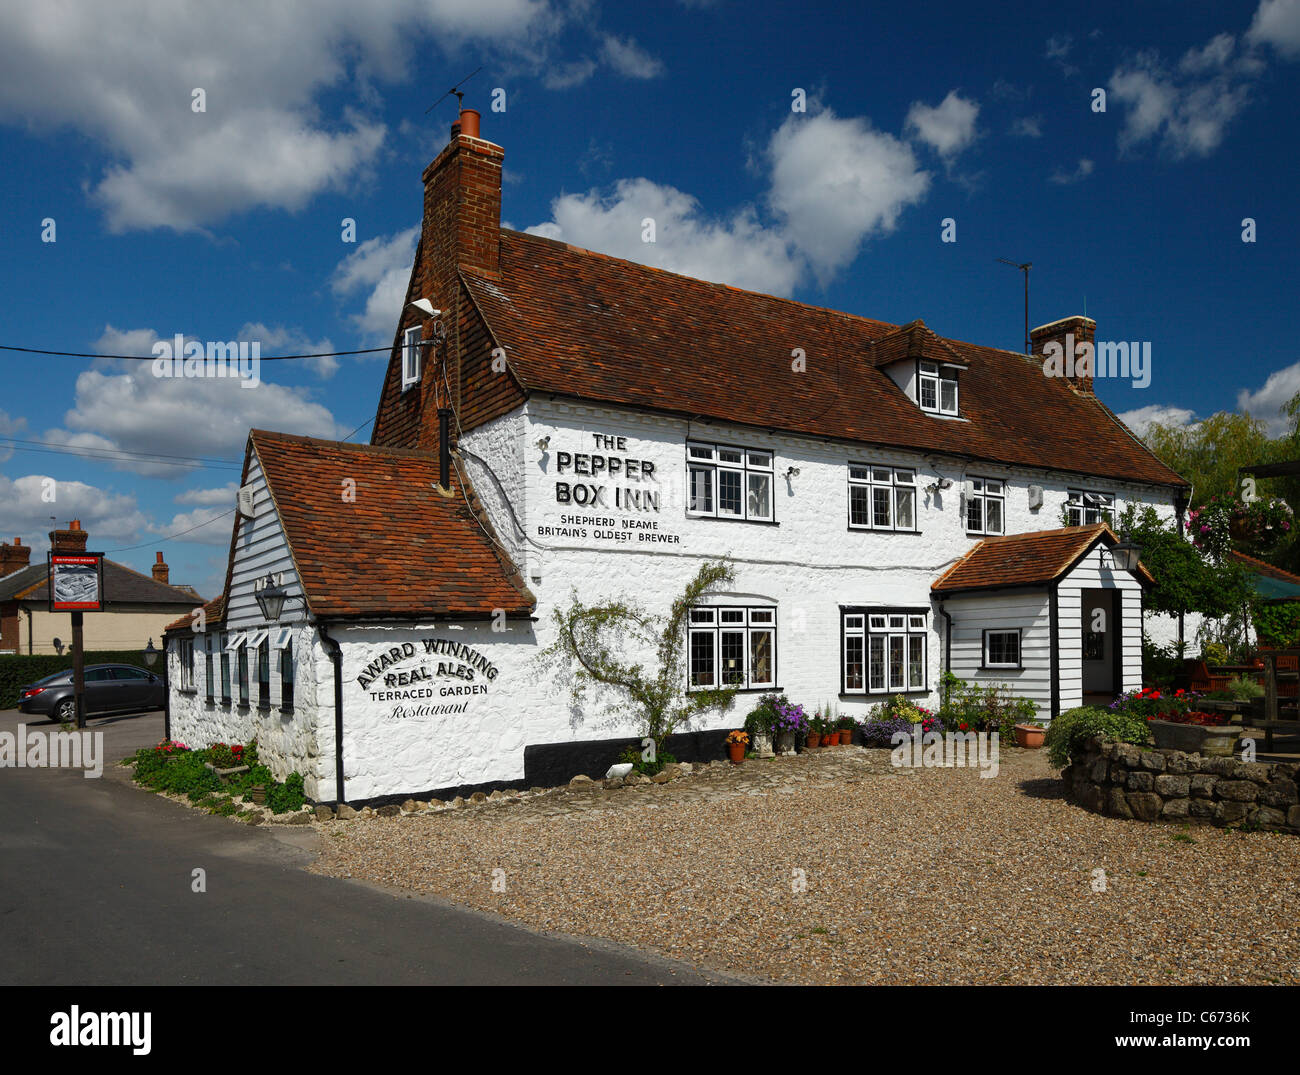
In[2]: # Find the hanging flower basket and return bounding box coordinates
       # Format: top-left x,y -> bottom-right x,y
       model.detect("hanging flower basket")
1189,495 -> 1293,557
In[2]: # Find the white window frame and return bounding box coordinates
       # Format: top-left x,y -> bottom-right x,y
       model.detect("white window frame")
966,477 -> 1006,535
983,628 -> 1022,670
848,465 -> 917,532
843,609 -> 928,695
686,442 -> 774,522
918,360 -> 959,416
401,325 -> 423,393
1066,489 -> 1115,526
687,606 -> 777,690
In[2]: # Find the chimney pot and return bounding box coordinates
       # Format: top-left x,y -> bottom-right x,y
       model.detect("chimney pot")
152,551 -> 170,585
458,108 -> 481,139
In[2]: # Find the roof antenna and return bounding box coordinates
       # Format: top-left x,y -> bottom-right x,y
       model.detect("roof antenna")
997,258 -> 1032,355
424,66 -> 483,115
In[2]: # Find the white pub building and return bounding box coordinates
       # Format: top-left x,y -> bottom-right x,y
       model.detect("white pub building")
165,110 -> 1189,805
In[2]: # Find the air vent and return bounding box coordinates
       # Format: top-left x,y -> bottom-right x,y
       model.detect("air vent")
236,485 -> 256,518
1028,485 -> 1044,510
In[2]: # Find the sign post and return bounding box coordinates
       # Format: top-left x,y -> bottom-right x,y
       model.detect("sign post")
48,551 -> 104,730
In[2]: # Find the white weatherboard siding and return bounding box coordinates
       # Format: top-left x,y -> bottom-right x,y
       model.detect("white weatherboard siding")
225,451 -> 304,631
1056,544 -> 1144,713
942,591 -> 1053,718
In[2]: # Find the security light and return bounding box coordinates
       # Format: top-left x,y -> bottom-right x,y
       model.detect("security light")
785,466 -> 800,479
408,299 -> 442,318
536,436 -> 551,451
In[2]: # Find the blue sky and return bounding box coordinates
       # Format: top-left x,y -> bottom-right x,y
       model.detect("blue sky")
1,0 -> 1298,601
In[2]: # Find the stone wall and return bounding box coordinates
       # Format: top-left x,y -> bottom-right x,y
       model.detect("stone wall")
1062,737 -> 1300,832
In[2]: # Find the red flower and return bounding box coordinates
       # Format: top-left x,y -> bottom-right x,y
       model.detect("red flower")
959,722 -> 970,732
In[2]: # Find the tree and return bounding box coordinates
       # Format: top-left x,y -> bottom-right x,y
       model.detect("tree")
1116,503 -> 1254,654
537,560 -> 740,758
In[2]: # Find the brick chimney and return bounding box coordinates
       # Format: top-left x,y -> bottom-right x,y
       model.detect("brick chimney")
0,536 -> 29,577
1032,315 -> 1097,395
152,550 -> 170,585
49,519 -> 88,554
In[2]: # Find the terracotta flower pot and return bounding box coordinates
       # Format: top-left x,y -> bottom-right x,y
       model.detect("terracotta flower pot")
833,731 -> 845,745
1013,723 -> 1045,749
727,742 -> 745,764
806,732 -> 821,749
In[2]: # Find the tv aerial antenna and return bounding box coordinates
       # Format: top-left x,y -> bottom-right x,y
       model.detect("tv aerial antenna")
424,66 -> 483,115
997,257 -> 1032,355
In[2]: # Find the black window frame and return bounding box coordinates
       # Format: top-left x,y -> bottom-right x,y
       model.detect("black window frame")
685,441 -> 775,523
841,607 -> 929,695
237,643 -> 249,708
204,640 -> 214,704
686,605 -> 778,692
965,476 -> 1006,535
982,628 -> 1023,670
848,464 -> 918,532
219,632 -> 231,705
257,637 -> 271,711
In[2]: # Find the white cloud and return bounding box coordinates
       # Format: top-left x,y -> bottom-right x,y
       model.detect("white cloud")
1110,39 -> 1258,159
174,483 -> 239,507
1248,0 -> 1300,58
767,109 -> 930,282
1046,34 -> 1073,60
0,474 -> 147,555
523,106 -> 933,294
598,35 -> 664,79
236,322 -> 337,378
0,408 -> 30,463
30,325 -> 348,477
1237,359 -> 1300,434
330,226 -> 420,342
904,91 -> 980,159
1049,157 -> 1094,184
525,178 -> 804,295
1009,115 -> 1043,138
0,0 -> 556,232
1116,404 -> 1197,437
150,505 -> 234,546
543,59 -> 599,89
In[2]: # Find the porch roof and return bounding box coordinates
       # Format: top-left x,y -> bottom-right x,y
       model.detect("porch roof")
932,523 -> 1154,594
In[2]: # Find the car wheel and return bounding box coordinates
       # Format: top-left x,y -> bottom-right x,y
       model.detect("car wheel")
54,698 -> 76,723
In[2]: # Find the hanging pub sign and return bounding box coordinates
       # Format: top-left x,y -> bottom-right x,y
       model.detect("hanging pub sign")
48,552 -> 105,612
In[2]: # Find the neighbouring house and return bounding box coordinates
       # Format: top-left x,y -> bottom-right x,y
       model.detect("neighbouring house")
0,523 -> 203,655
164,109 -> 1189,805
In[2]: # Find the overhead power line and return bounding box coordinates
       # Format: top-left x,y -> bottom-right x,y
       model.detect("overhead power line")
0,343 -> 391,361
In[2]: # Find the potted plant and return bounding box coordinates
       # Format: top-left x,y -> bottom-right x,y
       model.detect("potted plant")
1013,718 -> 1046,748
805,712 -> 822,749
725,729 -> 749,764
837,715 -> 855,745
770,698 -> 806,755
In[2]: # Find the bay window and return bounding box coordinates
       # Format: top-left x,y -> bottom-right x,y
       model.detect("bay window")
687,606 -> 776,690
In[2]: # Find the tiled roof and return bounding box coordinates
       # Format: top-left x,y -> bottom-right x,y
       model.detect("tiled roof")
1229,550 -> 1300,586
866,319 -> 968,368
0,559 -> 204,606
932,524 -> 1154,593
250,430 -> 534,620
462,230 -> 1186,489
164,593 -> 225,634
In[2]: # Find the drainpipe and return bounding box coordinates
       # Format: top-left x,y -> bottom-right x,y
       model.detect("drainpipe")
162,637 -> 171,741
438,408 -> 452,490
317,622 -> 346,805
938,598 -> 953,704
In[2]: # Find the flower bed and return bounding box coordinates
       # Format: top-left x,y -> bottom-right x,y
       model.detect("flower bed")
124,738 -> 306,816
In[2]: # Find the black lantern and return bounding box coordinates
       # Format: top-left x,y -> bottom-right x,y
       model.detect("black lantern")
254,574 -> 288,622
1111,532 -> 1142,572
143,638 -> 158,667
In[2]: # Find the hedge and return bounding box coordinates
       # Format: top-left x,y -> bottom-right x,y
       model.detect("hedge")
0,651 -> 159,709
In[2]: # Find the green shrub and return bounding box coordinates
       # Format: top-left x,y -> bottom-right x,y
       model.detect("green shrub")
265,772 -> 305,814
1227,675 -> 1263,701
1045,706 -> 1151,769
938,673 -> 1036,743
617,745 -> 676,776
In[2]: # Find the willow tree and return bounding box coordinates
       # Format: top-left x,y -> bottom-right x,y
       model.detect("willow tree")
538,560 -> 740,756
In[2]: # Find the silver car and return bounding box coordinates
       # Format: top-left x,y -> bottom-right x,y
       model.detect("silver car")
16,664 -> 165,722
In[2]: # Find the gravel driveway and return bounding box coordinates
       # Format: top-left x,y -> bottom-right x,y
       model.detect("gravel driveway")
309,746 -> 1300,985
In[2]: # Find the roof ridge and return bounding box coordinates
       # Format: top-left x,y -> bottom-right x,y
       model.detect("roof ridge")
252,429 -> 442,462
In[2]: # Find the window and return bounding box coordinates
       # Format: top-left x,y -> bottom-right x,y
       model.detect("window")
966,477 -> 1005,535
918,361 -> 959,416
177,638 -> 194,692
204,641 -> 214,704
1066,489 -> 1115,526
687,606 -> 777,690
849,465 -> 917,531
843,609 -> 928,694
237,645 -> 249,707
401,325 -> 422,393
280,640 -> 294,710
219,633 -> 231,704
983,629 -> 1022,669
686,443 -> 773,521
257,638 -> 270,709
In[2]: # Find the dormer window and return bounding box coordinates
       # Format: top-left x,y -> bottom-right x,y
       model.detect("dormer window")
918,361 -> 959,416
401,325 -> 422,393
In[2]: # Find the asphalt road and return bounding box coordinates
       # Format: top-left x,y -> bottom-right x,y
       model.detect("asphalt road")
0,708 -> 737,986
